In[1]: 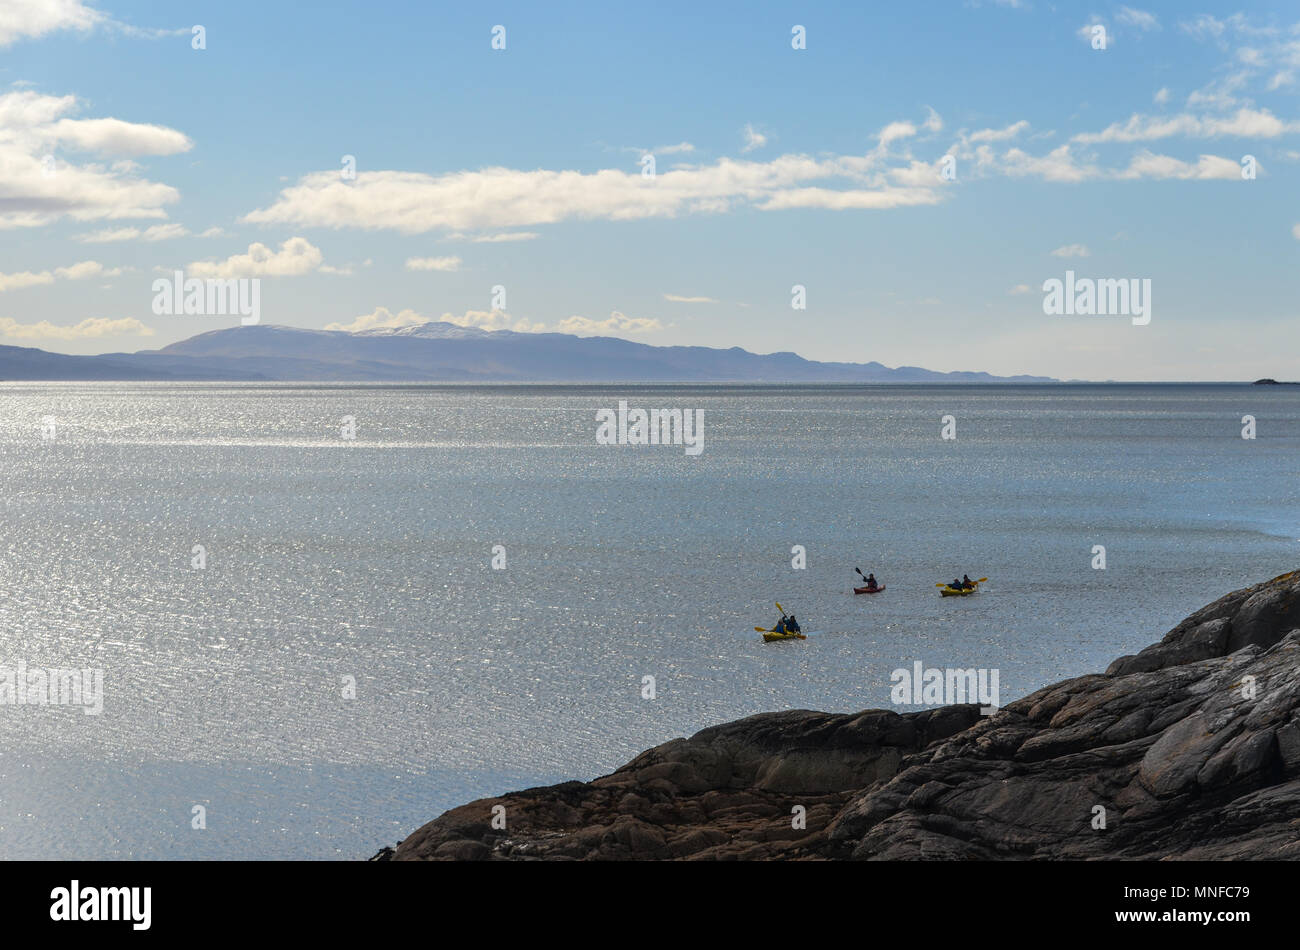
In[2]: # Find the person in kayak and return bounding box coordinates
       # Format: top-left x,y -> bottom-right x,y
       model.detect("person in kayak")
951,578 -> 963,590
785,614 -> 801,634
865,573 -> 879,590
773,616 -> 787,634
961,574 -> 974,589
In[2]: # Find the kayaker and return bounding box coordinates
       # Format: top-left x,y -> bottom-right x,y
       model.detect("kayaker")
786,614 -> 801,634
962,574 -> 974,589
951,578 -> 963,590
865,573 -> 878,590
773,616 -> 787,634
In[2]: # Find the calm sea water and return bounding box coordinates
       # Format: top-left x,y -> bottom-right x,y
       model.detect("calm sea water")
1,382 -> 1297,859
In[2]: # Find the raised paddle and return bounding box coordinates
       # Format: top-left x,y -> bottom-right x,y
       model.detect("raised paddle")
762,602 -> 789,634
855,567 -> 883,593
856,567 -> 882,586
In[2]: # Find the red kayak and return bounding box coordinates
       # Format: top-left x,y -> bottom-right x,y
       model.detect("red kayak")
853,584 -> 885,595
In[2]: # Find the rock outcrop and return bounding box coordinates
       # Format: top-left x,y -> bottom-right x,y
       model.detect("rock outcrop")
380,570 -> 1300,860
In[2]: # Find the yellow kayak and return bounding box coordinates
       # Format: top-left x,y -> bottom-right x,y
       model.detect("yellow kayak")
761,629 -> 807,641
940,583 -> 979,597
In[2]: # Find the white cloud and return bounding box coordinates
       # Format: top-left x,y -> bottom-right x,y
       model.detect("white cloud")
760,187 -> 940,210
1050,244 -> 1090,258
405,255 -> 461,272
0,90 -> 192,156
76,222 -> 189,242
1000,145 -> 1099,183
1008,284 -> 1033,295
1267,71 -> 1295,91
54,259 -> 119,279
554,311 -> 664,336
142,222 -> 188,241
877,121 -> 918,148
0,2 -> 189,47
1292,223 -> 1300,240
44,117 -> 191,156
1179,14 -> 1227,43
243,147 -> 946,234
655,142 -> 695,155
741,123 -> 767,152
1073,107 -> 1298,144
0,316 -> 152,339
0,258 -> 119,290
1116,7 -> 1159,32
1185,73 -> 1249,111
462,231 -> 539,243
325,306 -> 664,337
0,0 -> 104,47
325,307 -> 428,333
441,309 -> 537,331
1154,87 -> 1170,105
663,293 -> 719,303
1177,13 -> 1274,45
957,137 -> 1248,185
76,226 -> 140,243
0,90 -> 187,229
238,99 -> 1263,242
1176,15 -> 1299,107
887,160 -> 947,187
0,269 -> 52,291
187,237 -> 323,278
965,120 -> 1029,143
1116,151 -> 1242,180
326,307 -> 541,334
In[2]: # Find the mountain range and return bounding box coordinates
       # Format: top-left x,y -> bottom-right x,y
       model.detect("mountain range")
0,322 -> 1056,383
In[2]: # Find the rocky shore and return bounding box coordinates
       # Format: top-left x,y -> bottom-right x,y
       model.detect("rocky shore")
375,571 -> 1300,860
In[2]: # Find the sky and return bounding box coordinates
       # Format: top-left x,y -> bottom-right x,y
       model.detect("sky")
1,0 -> 1298,380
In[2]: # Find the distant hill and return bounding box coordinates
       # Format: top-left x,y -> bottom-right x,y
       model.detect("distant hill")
2,322 -> 1058,382
0,343 -> 262,381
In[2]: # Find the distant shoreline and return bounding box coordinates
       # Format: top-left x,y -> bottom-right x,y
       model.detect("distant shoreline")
1,378 -> 1290,386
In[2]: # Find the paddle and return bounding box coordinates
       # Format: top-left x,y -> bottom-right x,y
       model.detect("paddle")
855,567 -> 881,590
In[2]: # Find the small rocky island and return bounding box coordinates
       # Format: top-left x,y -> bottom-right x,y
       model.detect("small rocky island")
375,571 -> 1300,860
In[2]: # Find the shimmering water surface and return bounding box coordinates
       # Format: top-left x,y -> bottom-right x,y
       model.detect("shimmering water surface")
1,382 -> 1297,858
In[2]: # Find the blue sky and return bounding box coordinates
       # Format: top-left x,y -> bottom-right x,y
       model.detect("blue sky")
2,0 -> 1298,379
